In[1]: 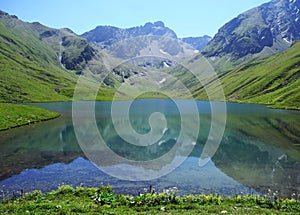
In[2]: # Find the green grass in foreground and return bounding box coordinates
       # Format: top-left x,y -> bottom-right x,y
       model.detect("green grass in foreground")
1,185 -> 299,214
0,103 -> 60,131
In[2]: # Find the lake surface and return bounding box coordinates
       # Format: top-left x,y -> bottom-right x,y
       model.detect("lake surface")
0,100 -> 299,199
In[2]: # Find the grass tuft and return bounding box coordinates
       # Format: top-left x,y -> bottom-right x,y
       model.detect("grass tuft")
1,186 -> 299,214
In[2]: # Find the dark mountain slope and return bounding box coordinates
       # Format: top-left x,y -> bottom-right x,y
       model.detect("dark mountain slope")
201,0 -> 300,71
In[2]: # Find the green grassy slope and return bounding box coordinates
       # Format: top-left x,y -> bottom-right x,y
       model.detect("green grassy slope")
0,13 -> 80,102
0,11 -> 123,104
219,41 -> 300,109
0,103 -> 60,131
0,12 -> 116,130
0,12 -> 106,103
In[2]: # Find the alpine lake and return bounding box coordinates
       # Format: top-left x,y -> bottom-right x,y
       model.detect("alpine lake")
0,100 -> 299,199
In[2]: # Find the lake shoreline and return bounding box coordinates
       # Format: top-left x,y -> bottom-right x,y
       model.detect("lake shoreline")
1,98 -> 298,132
1,185 -> 299,214
0,103 -> 60,132
10,97 -> 300,110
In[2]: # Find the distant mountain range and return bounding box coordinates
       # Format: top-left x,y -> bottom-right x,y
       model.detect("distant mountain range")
0,0 -> 299,109
181,36 -> 211,51
81,21 -> 210,63
82,21 -> 177,47
81,21 -> 211,51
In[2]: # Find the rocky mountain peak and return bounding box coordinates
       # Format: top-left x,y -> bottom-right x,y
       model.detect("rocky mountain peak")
81,21 -> 177,48
154,21 -> 165,27
0,10 -> 18,19
202,0 -> 300,61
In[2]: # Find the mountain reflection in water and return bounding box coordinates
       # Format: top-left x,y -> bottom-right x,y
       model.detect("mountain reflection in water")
0,100 -> 299,198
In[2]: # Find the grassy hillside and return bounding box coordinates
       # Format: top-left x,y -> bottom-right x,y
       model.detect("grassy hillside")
0,11 -> 106,103
219,41 -> 300,109
0,13 -> 78,102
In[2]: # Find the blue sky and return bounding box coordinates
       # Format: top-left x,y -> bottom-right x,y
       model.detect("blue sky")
0,0 -> 270,37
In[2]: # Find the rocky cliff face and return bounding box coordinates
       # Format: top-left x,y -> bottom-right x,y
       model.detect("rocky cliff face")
202,0 -> 300,59
60,36 -> 97,71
